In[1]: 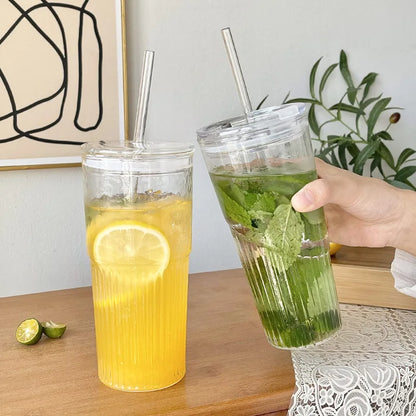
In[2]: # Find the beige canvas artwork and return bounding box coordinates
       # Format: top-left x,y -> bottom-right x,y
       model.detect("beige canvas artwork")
0,0 -> 126,169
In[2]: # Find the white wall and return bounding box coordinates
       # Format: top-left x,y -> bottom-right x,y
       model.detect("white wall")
2,0 -> 416,296
0,167 -> 90,296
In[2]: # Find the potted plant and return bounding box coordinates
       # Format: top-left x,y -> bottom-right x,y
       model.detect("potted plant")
263,50 -> 416,191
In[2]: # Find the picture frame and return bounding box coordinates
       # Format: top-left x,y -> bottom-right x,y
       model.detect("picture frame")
0,0 -> 128,171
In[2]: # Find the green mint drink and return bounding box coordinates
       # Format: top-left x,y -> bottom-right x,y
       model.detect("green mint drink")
198,104 -> 342,349
210,167 -> 341,349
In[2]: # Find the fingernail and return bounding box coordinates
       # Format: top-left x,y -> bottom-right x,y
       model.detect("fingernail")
292,188 -> 314,211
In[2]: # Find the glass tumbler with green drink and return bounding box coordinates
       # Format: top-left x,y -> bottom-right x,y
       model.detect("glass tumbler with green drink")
82,141 -> 193,391
197,103 -> 341,349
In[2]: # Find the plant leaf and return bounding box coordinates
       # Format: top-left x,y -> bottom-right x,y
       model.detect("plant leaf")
385,106 -> 404,111
285,98 -> 320,104
396,148 -> 416,169
282,91 -> 291,104
361,94 -> 383,110
367,97 -> 391,139
352,140 -> 380,175
375,130 -> 393,141
327,135 -> 344,144
339,50 -> 356,104
309,57 -> 322,99
355,110 -> 361,134
320,118 -> 338,129
264,204 -> 304,270
347,142 -> 360,162
217,188 -> 252,228
338,142 -> 349,170
317,153 -> 332,164
360,72 -> 378,86
395,166 -> 416,181
319,144 -> 339,158
348,86 -> 359,102
404,179 -> 416,190
329,103 -> 364,115
256,95 -> 269,110
319,63 -> 338,99
308,104 -> 320,136
377,141 -> 395,170
359,72 -> 378,101
387,179 -> 416,190
370,154 -> 381,176
330,150 -> 341,168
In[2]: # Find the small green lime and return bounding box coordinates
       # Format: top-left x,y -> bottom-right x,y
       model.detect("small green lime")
42,321 -> 67,339
16,318 -> 43,345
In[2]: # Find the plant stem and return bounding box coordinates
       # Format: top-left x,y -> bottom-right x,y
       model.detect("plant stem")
319,101 -> 363,140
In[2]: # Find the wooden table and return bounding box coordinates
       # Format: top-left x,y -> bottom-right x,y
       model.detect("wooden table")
2,247 -> 413,416
1,269 -> 293,416
331,245 -> 395,269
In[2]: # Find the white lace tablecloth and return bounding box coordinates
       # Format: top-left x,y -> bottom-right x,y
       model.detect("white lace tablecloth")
288,304 -> 416,416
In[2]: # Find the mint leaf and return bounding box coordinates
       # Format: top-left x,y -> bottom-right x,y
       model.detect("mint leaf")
264,204 -> 304,269
300,208 -> 327,242
261,174 -> 311,197
248,210 -> 273,233
217,188 -> 252,228
244,192 -> 258,209
277,194 -> 290,205
227,183 -> 247,206
301,209 -> 323,225
251,192 -> 277,213
245,228 -> 265,245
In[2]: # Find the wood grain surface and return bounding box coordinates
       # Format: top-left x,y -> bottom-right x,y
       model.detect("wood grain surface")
1,269 -> 294,416
331,246 -> 395,268
333,263 -> 416,311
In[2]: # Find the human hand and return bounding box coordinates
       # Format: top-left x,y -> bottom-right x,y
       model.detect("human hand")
291,158 -> 416,255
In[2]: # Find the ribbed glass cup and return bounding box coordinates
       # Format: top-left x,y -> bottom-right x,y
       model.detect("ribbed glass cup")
197,105 -> 341,349
82,141 -> 194,391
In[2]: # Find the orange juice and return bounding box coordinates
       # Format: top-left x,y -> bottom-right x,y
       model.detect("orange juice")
85,195 -> 192,391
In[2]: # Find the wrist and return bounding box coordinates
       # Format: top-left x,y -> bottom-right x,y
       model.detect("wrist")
390,189 -> 416,256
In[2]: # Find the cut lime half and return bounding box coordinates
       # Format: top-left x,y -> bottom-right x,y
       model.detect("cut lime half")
42,321 -> 67,339
16,318 -> 43,345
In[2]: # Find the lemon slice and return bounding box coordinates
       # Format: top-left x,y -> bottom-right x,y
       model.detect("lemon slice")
16,318 -> 43,345
93,220 -> 170,281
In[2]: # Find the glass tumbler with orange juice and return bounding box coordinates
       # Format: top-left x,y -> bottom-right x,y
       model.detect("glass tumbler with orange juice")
82,141 -> 194,392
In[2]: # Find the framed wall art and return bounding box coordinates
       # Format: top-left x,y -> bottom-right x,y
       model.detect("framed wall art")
0,0 -> 128,170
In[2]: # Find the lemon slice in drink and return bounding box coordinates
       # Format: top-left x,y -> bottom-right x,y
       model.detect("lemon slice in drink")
93,220 -> 170,281
16,318 -> 43,345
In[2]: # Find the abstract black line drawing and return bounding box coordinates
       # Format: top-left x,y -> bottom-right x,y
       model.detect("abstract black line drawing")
0,0 -> 125,167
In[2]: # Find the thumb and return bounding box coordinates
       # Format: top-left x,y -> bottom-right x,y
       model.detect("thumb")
292,159 -> 363,212
291,179 -> 331,212
291,163 -> 361,212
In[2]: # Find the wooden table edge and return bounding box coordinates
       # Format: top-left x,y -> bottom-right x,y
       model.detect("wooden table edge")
332,263 -> 416,311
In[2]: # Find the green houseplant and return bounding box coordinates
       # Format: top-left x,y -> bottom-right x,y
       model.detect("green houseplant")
263,50 -> 416,190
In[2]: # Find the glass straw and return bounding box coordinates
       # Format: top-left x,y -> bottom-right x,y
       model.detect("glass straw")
221,27 -> 252,115
132,50 -> 155,146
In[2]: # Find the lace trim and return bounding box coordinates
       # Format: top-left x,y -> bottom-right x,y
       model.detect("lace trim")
289,304 -> 416,416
